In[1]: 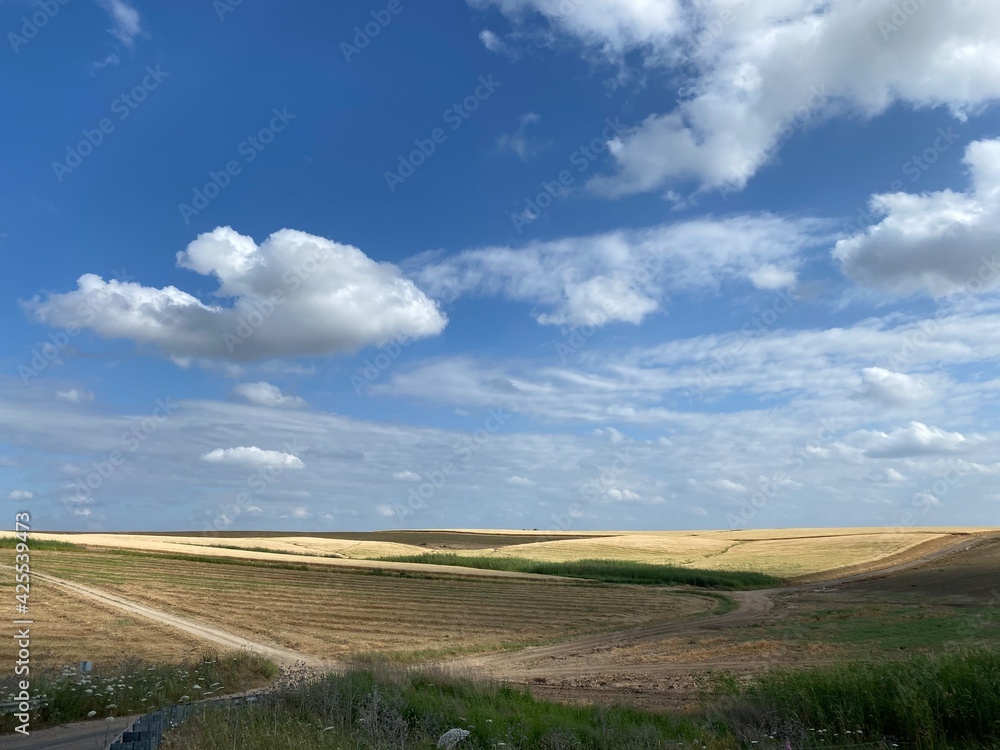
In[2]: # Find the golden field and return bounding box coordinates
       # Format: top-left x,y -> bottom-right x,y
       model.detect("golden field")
10,526 -> 996,578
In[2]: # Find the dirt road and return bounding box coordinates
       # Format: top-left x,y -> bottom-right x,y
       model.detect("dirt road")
26,570 -> 325,668
448,531 -> 1000,702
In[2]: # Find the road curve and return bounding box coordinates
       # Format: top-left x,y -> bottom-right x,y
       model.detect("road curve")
450,532 -> 1000,678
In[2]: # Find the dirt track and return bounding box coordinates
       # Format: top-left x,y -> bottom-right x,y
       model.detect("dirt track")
13,531 -> 998,708
24,570 -> 325,668
447,531 -> 1000,706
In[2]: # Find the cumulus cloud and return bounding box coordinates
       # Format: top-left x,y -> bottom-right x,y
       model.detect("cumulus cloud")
26,227 -> 447,362
7,490 -> 34,501
856,367 -> 933,407
474,0 -> 1000,195
858,422 -> 973,458
200,446 -> 305,469
393,470 -> 421,481
56,388 -> 95,405
835,139 -> 1000,297
233,382 -> 305,409
413,215 -> 826,326
97,0 -> 142,47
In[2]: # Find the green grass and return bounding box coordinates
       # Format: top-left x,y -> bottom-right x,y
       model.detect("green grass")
164,662 -> 734,750
761,604 -> 1000,655
713,647 -> 1000,749
374,554 -> 783,589
0,650 -> 278,734
0,537 -> 80,551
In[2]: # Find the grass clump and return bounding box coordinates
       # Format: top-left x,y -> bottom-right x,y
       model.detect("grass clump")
375,554 -> 782,590
712,647 -> 1000,749
0,650 -> 277,734
0,537 -> 80,551
164,662 -> 731,750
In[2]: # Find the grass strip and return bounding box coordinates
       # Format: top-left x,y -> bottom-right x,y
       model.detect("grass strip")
374,554 -> 783,589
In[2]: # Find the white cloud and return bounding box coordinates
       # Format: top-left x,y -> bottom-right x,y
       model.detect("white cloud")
749,264 -> 797,290
413,215 -> 826,326
375,504 -> 397,518
476,0 -> 1000,195
857,422 -> 973,459
393,470 -> 421,481
291,506 -> 311,518
505,475 -> 534,486
97,0 -> 142,47
233,382 -> 305,409
865,467 -> 908,483
706,478 -> 746,493
479,28 -> 506,53
593,427 -> 625,444
26,227 -> 447,362
856,367 -> 933,407
7,490 -> 34,501
469,0 -> 685,57
200,446 -> 305,469
56,388 -> 95,405
835,139 -> 1000,297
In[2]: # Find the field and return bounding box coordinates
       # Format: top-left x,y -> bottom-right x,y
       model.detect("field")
13,548 -> 720,664
5,527 -> 1000,748
8,526 -> 991,578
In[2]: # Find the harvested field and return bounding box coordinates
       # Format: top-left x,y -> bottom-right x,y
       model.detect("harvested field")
840,535 -> 1000,602
11,527 -> 995,578
32,549 -> 718,662
454,530 -> 965,576
0,567 -> 207,668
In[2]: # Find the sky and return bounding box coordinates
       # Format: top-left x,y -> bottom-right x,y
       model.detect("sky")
2,0 -> 1000,533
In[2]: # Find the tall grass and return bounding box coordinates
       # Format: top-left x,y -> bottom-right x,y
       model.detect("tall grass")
713,647 -> 1000,749
0,650 -> 277,734
164,661 -> 732,750
375,554 -> 783,589
0,537 -> 80,550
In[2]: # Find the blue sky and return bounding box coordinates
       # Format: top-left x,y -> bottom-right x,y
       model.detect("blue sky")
3,0 -> 1000,532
